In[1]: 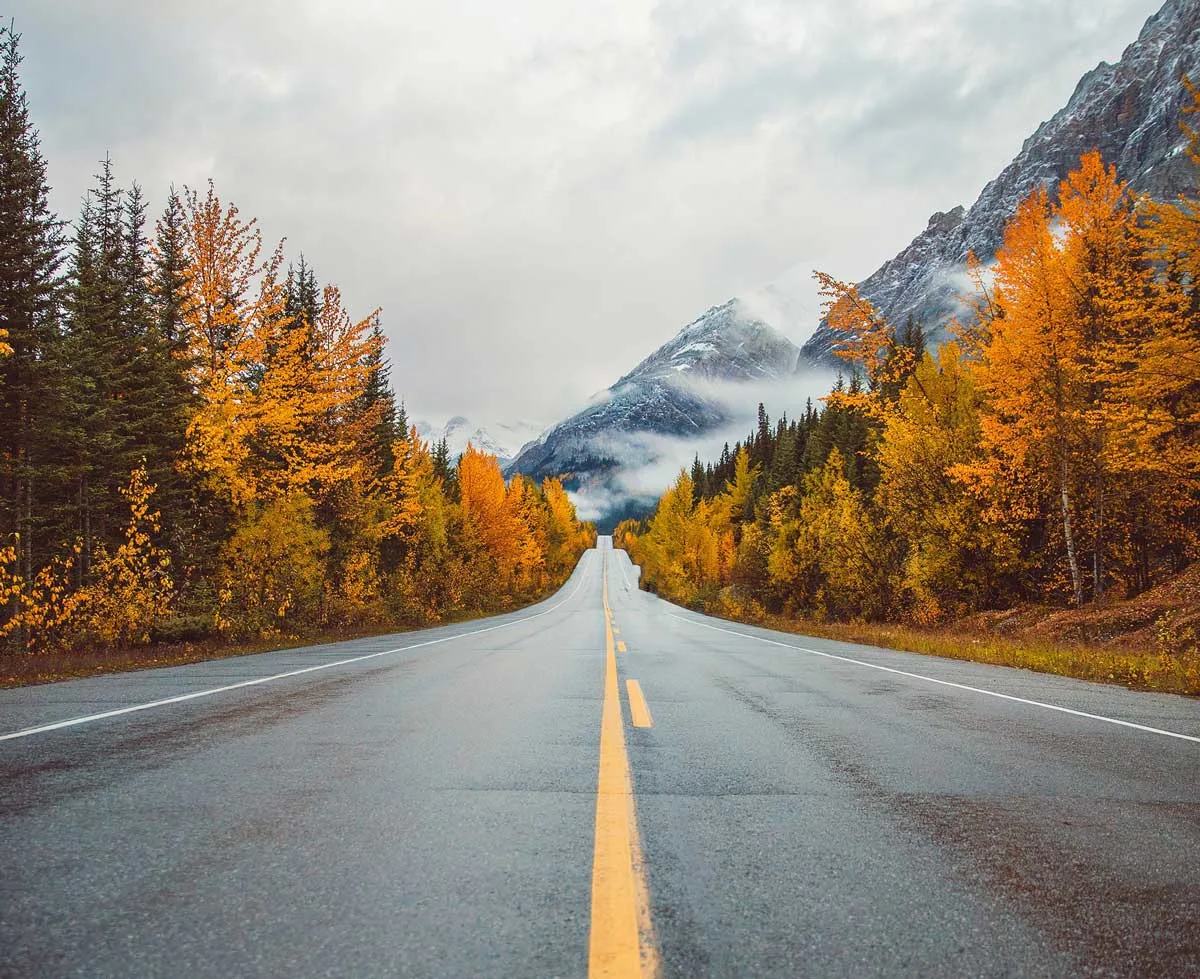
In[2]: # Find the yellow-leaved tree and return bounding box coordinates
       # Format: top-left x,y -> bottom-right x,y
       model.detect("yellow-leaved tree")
180,181 -> 287,509
766,448 -> 885,620
878,344 -> 1021,621
961,151 -> 1148,603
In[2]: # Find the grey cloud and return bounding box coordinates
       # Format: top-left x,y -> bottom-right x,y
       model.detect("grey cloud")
8,0 -> 1167,430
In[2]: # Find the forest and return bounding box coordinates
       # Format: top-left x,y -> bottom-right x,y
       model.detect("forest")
0,25 -> 593,663
618,122 -> 1200,638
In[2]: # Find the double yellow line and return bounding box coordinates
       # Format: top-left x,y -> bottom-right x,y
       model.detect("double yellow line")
588,554 -> 659,977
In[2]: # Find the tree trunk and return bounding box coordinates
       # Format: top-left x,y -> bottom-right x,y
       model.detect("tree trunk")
1093,427 -> 1104,600
1060,452 -> 1084,607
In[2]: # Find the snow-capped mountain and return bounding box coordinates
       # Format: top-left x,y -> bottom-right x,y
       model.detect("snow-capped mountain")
802,0 -> 1200,363
414,416 -> 543,467
506,277 -> 833,526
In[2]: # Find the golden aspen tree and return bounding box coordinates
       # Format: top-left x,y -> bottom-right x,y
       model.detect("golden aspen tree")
768,449 -> 883,620
637,471 -> 697,603
1054,151 -> 1144,598
965,151 -> 1154,603
962,183 -> 1088,605
456,445 -> 522,605
247,284 -> 380,503
543,477 -> 589,577
879,344 -> 1021,620
180,182 -> 287,507
381,427 -> 451,621
504,475 -> 549,597
1119,80 -> 1200,584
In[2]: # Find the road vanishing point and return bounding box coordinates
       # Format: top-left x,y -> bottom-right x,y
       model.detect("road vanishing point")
2,538 -> 1198,978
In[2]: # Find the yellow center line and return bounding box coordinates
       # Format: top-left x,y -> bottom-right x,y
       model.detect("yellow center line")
617,640 -> 627,653
589,553 -> 659,978
626,680 -> 653,728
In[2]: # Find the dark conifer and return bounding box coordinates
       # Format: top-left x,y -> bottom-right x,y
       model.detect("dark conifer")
0,22 -> 67,597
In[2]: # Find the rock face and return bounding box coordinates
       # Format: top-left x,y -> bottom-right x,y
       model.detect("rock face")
801,0 -> 1200,363
506,299 -> 821,525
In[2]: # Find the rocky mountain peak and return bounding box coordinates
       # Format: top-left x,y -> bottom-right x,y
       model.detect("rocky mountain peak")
800,0 -> 1200,365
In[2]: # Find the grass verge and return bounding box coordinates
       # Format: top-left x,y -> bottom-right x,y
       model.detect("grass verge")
708,611 -> 1200,697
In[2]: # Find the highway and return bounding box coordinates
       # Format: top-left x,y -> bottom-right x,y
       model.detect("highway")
2,538 -> 1198,978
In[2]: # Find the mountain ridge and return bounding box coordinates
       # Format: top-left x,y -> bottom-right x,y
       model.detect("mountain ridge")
801,0 -> 1200,362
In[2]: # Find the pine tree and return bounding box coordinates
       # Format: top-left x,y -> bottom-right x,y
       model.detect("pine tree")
356,317 -> 400,480
0,23 -> 66,609
151,186 -> 189,343
63,157 -> 167,566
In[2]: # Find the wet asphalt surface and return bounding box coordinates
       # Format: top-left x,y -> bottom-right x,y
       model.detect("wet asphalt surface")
1,539 -> 1198,978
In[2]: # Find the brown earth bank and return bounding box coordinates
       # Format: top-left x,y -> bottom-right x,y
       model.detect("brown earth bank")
704,564 -> 1200,697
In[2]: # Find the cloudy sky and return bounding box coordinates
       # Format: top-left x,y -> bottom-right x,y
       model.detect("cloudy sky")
14,0 -> 1163,427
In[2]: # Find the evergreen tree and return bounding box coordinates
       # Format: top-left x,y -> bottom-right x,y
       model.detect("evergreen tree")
151,186 -> 189,343
284,254 -> 321,344
690,454 -> 705,504
357,318 -> 400,480
431,437 -> 454,494
63,158 -> 141,562
0,23 -> 66,598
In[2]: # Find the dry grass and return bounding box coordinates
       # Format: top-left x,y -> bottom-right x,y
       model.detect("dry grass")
750,615 -> 1200,696
688,564 -> 1200,696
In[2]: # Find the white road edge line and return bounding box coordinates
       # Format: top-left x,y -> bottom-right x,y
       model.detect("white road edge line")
612,552 -> 635,591
666,610 -> 1200,745
0,551 -> 599,744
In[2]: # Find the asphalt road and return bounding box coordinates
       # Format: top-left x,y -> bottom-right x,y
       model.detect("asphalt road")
2,538 -> 1198,978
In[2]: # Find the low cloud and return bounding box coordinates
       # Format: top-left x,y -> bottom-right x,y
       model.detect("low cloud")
565,369 -> 838,523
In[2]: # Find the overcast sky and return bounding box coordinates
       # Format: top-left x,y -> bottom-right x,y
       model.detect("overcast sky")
13,0 -> 1164,426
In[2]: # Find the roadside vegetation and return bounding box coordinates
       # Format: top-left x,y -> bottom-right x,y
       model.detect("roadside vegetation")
617,91 -> 1200,696
0,25 -> 593,684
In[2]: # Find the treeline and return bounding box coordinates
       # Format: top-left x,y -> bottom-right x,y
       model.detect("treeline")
0,26 -> 593,654
618,136 -> 1200,625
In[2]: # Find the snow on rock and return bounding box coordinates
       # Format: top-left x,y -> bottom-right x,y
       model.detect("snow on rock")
414,416 -> 544,467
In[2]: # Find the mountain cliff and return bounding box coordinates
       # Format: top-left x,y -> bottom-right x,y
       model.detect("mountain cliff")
801,0 -> 1200,362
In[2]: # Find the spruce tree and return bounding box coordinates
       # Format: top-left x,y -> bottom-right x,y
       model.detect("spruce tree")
63,158 -> 137,561
690,454 -> 705,503
0,23 -> 66,595
151,186 -> 189,343
357,318 -> 400,480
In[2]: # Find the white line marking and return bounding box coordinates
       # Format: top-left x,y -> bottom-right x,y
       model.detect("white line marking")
0,551 -> 599,743
608,545 -> 636,591
666,610 -> 1200,745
